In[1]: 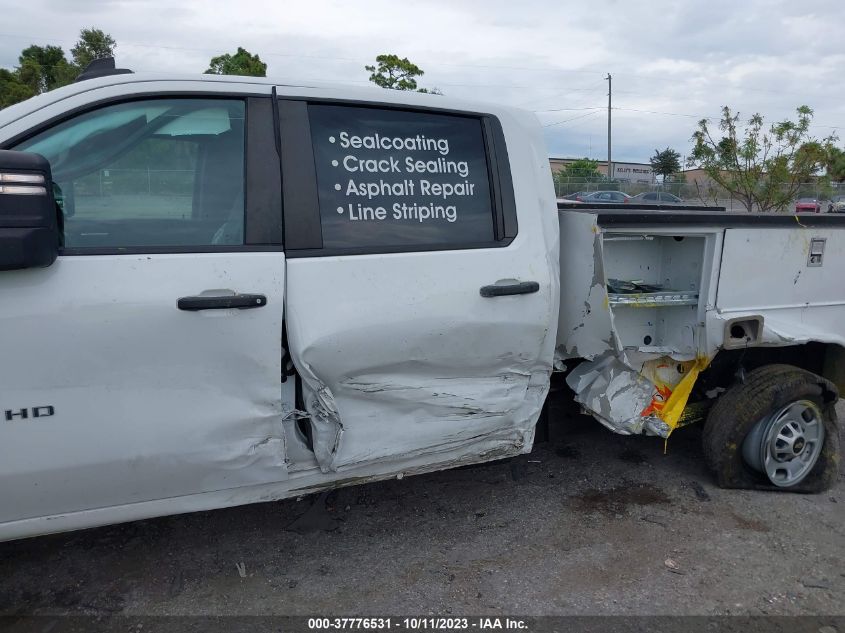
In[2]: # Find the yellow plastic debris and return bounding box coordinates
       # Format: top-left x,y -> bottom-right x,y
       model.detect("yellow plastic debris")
659,356 -> 710,436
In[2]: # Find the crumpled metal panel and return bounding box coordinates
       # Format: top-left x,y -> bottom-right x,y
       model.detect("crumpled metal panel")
556,211 -> 616,362
566,354 -> 672,437
290,309 -> 555,473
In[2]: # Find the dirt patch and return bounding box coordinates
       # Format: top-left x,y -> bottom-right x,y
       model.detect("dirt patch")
729,511 -> 771,533
687,480 -> 712,502
569,482 -> 672,514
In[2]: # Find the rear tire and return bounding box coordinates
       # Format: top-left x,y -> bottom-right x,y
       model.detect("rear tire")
702,364 -> 840,492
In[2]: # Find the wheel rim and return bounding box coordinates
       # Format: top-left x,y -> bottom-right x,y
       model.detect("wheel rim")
741,400 -> 826,487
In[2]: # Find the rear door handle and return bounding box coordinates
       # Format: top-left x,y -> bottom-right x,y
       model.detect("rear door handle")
479,281 -> 540,298
178,294 -> 267,311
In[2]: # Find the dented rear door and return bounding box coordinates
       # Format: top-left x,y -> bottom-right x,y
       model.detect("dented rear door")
279,97 -> 559,473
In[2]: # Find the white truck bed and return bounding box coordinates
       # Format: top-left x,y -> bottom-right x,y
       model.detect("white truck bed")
556,205 -> 845,438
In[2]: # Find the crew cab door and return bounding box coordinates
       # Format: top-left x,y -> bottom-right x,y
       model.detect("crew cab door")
279,97 -> 559,472
0,95 -> 288,525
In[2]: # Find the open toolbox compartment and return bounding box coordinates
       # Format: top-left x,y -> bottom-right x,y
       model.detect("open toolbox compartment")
601,233 -> 706,356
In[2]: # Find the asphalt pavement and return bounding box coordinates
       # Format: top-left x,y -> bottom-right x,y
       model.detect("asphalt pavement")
0,401 -> 843,617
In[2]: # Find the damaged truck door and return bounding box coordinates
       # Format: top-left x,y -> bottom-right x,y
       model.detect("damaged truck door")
279,100 -> 559,474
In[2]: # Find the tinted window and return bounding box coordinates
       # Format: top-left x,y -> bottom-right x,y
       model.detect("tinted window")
16,99 -> 245,249
309,105 -> 495,250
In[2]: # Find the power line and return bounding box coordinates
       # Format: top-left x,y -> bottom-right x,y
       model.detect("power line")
563,113 -> 603,132
612,106 -> 842,129
534,106 -> 604,113
612,106 -> 702,118
542,111 -> 600,128
516,79 -> 605,108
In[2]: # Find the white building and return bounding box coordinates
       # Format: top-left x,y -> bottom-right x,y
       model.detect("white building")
549,158 -> 655,184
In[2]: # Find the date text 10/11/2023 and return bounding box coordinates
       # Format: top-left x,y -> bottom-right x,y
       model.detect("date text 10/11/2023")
308,617 -> 529,630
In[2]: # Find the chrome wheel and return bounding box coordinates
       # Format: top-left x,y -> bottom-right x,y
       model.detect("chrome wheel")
742,400 -> 826,487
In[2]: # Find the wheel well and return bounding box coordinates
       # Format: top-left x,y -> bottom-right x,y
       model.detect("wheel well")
696,342 -> 845,398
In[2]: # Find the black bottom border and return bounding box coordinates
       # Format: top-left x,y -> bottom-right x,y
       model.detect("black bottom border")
1,616 -> 843,633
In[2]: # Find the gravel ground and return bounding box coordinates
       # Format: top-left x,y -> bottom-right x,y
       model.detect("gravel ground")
1,400 -> 842,617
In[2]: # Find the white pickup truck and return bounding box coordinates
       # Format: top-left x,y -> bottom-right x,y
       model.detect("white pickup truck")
0,59 -> 841,541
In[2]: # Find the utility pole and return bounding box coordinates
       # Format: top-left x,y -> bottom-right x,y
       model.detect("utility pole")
605,73 -> 612,183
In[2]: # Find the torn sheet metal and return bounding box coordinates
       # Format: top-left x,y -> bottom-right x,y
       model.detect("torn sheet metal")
567,355 -> 669,437
304,384 -> 343,473
555,211 -> 616,362
295,360 -> 546,473
566,353 -> 707,437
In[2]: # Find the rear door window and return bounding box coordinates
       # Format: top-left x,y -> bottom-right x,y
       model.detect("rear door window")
308,105 -> 495,250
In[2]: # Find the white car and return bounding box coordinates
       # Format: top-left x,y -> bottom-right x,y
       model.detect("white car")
828,195 -> 845,213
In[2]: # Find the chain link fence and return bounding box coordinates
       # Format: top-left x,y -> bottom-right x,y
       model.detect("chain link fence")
74,168 -> 195,198
554,177 -> 845,212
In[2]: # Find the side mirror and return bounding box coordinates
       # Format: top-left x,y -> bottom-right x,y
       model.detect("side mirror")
0,150 -> 60,271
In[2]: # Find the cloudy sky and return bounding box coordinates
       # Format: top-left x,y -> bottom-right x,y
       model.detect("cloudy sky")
2,0 -> 843,163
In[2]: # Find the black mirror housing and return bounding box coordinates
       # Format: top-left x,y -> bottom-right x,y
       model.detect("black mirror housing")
0,150 -> 60,271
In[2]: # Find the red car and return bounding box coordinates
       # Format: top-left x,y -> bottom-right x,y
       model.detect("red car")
795,197 -> 821,213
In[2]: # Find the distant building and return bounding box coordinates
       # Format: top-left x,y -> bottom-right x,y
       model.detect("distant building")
549,157 -> 655,184
678,168 -> 734,198
679,168 -> 715,187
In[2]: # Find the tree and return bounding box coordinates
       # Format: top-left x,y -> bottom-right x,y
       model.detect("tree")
825,146 -> 845,183
18,45 -> 76,93
649,147 -> 681,182
0,68 -> 35,109
688,105 -> 834,212
365,54 -> 441,93
71,28 -> 116,69
0,28 -> 117,110
558,157 -> 604,181
553,158 -> 606,195
205,47 -> 267,77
